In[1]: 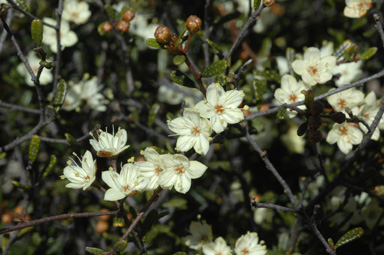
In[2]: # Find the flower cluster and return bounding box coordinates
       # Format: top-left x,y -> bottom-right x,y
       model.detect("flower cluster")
62,128 -> 208,199
185,220 -> 267,255
42,17 -> 78,53
167,83 -> 246,155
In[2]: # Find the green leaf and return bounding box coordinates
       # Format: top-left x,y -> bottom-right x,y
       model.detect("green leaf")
104,4 -> 116,19
335,227 -> 364,249
328,238 -> 335,250
41,155 -> 57,180
202,59 -> 227,77
173,55 -> 185,65
85,247 -> 105,255
334,40 -> 356,58
277,108 -> 287,119
12,180 -> 32,190
254,0 -> 261,9
52,79 -> 67,113
31,19 -> 43,46
162,197 -> 188,209
252,79 -> 267,101
170,70 -> 196,88
258,38 -> 272,58
147,103 -> 161,128
251,119 -> 264,133
146,38 -> 162,49
29,135 -> 41,162
16,0 -> 28,11
360,47 -> 377,60
113,240 -> 128,253
65,133 -> 78,147
205,39 -> 223,55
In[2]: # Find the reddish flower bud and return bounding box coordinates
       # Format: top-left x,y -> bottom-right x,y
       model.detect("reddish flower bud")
186,15 -> 202,33
123,9 -> 135,22
330,112 -> 346,124
154,26 -> 171,43
309,116 -> 322,130
264,0 -> 275,6
102,22 -> 114,33
117,20 -> 130,33
310,101 -> 324,115
308,130 -> 323,143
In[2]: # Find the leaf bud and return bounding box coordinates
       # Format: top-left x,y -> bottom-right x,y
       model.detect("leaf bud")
116,20 -> 130,33
310,101 -> 324,115
154,26 -> 171,44
31,19 -> 43,46
330,112 -> 346,124
308,130 -> 323,143
123,9 -> 135,22
186,15 -> 202,33
308,116 -> 323,130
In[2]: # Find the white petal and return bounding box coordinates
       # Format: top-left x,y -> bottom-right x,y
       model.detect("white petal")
188,160 -> 208,179
104,188 -> 125,201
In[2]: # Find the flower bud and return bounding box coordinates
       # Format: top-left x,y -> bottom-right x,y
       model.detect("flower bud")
123,9 -> 135,22
263,0 -> 275,6
117,20 -> 130,33
308,130 -> 323,143
330,112 -> 346,124
102,22 -> 113,33
310,101 -> 324,115
297,122 -> 308,136
308,116 -> 322,130
154,26 -> 171,43
186,15 -> 202,33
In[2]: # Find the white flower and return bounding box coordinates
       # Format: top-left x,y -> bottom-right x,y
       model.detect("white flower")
276,56 -> 289,75
292,47 -> 336,86
63,150 -> 96,190
327,88 -> 364,112
344,0 -> 372,18
167,109 -> 212,155
234,232 -> 267,255
332,61 -> 363,87
135,147 -> 165,190
202,237 -> 232,255
42,17 -> 78,53
157,82 -> 203,107
273,74 -> 307,118
102,163 -> 148,201
326,122 -> 363,154
158,154 -> 207,194
89,127 -> 130,158
355,91 -> 383,140
195,83 -> 245,133
17,51 -> 53,86
185,221 -> 213,250
62,0 -> 91,25
62,75 -> 108,112
130,15 -> 159,40
280,125 -> 306,154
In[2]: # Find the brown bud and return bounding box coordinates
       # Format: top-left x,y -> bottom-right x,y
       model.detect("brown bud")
308,130 -> 323,143
297,122 -> 308,136
186,15 -> 202,33
263,0 -> 275,6
310,101 -> 324,115
330,112 -> 346,124
96,220 -> 109,234
309,116 -> 322,130
123,9 -> 135,22
102,22 -> 113,33
154,26 -> 171,43
98,208 -> 111,222
117,20 -> 130,33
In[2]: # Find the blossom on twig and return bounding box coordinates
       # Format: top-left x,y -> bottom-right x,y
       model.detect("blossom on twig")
42,18 -> 78,53
234,232 -> 267,255
344,0 -> 372,18
326,122 -> 363,154
90,127 -> 130,158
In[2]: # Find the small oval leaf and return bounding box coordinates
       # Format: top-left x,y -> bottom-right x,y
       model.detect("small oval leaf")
170,70 -> 196,88
202,59 -> 227,77
173,55 -> 185,66
31,19 -> 43,46
146,38 -> 162,49
360,47 -> 377,60
16,0 -> 28,11
85,247 -> 105,255
277,107 -> 287,119
29,135 -> 41,162
52,79 -> 67,112
41,155 -> 57,180
113,240 -> 128,252
254,0 -> 262,9
104,4 -> 116,19
335,227 -> 364,250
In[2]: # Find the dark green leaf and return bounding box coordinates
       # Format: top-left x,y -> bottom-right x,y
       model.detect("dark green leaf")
29,135 -> 40,162
104,4 -> 116,19
254,0 -> 261,9
85,247 -> 105,255
360,47 -> 377,60
277,108 -> 287,119
170,70 -> 196,88
113,240 -> 128,253
202,59 -> 227,77
31,19 -> 43,46
173,55 -> 185,66
335,227 -> 364,249
146,38 -> 162,49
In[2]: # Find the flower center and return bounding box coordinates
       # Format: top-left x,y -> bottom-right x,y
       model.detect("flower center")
358,1 -> 372,15
175,165 -> 184,175
240,248 -> 250,255
123,185 -> 130,192
214,104 -> 224,114
363,113 -> 369,120
339,127 -> 348,136
84,175 -> 90,182
337,99 -> 347,109
191,126 -> 201,136
289,94 -> 298,102
307,65 -> 318,76
155,166 -> 163,175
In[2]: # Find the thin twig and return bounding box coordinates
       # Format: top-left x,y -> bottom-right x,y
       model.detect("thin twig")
52,0 -> 64,97
0,211 -> 118,235
203,0 -> 212,68
251,202 -> 300,214
0,101 -> 40,114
